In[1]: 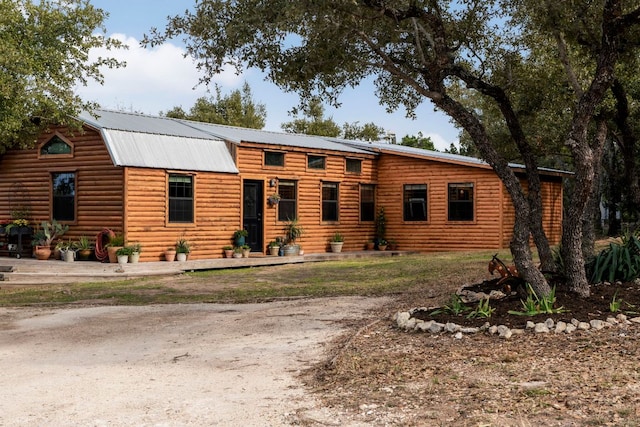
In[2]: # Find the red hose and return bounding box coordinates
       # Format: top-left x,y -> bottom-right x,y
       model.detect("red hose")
95,228 -> 115,262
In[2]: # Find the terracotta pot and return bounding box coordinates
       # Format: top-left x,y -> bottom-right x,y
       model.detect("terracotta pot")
164,249 -> 176,262
107,246 -> 122,263
35,246 -> 52,260
224,249 -> 234,258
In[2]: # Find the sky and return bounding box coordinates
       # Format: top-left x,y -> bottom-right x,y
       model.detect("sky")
76,0 -> 460,150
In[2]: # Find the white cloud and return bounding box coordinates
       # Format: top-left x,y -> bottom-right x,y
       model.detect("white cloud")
76,34 -> 242,114
423,132 -> 456,151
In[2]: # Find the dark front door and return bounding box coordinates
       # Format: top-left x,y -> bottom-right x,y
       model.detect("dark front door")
243,180 -> 264,252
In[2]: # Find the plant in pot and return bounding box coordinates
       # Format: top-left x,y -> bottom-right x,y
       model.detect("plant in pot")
378,239 -> 388,251
233,229 -> 248,247
267,193 -> 281,206
128,243 -> 142,263
59,239 -> 77,262
107,234 -> 125,263
76,236 -> 94,261
116,246 -> 131,265
283,219 -> 304,256
375,206 -> 386,249
268,240 -> 280,256
223,245 -> 234,258
164,246 -> 176,261
176,237 -> 191,261
35,220 -> 69,260
329,232 -> 345,253
232,246 -> 243,258
241,244 -> 251,258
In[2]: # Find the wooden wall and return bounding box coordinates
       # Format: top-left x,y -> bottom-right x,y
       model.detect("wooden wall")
237,142 -> 378,254
375,152 -> 564,252
0,126 -> 124,244
377,153 -> 508,252
500,177 -> 564,248
123,167 -> 241,260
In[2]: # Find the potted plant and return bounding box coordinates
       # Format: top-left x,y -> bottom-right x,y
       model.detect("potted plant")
35,220 -> 69,260
378,239 -> 388,251
267,193 -> 281,206
233,229 -> 248,247
76,236 -> 94,261
164,246 -> 176,261
283,219 -> 304,256
223,245 -> 234,258
366,240 -> 375,250
241,244 -> 251,258
388,239 -> 398,251
128,243 -> 142,263
232,246 -> 243,258
375,206 -> 386,249
176,237 -> 191,261
107,234 -> 125,264
116,246 -> 131,265
268,240 -> 280,256
58,240 -> 77,262
329,232 -> 344,253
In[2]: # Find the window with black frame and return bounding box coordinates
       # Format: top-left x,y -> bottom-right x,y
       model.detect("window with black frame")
52,172 -> 75,221
360,184 -> 375,222
322,182 -> 339,221
278,180 -> 297,221
448,183 -> 474,221
264,151 -> 285,167
403,184 -> 427,221
308,155 -> 326,170
168,174 -> 194,223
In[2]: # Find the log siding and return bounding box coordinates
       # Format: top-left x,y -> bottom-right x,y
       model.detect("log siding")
0,119 -> 565,261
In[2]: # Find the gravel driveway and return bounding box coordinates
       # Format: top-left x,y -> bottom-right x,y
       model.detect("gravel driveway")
0,297 -> 387,426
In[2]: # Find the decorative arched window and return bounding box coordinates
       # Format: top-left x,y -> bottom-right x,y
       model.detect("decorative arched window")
40,135 -> 73,156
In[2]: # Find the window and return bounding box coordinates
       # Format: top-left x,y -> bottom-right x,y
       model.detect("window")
360,184 -> 375,222
346,158 -> 362,174
41,135 -> 72,155
169,174 -> 194,223
308,155 -> 326,170
448,183 -> 474,221
322,182 -> 339,222
278,180 -> 297,221
265,151 -> 285,167
52,172 -> 75,221
404,184 -> 427,221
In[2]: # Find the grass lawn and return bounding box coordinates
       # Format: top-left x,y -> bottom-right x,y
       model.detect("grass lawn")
0,250 -> 506,306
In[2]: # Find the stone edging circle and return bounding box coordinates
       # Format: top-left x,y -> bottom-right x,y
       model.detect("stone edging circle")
393,310 -> 640,339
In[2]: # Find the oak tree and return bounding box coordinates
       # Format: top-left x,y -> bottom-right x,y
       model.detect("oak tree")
0,0 -> 124,152
145,0 -> 640,297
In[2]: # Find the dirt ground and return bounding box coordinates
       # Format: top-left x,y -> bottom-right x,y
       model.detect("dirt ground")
3,270 -> 640,426
0,297 -> 389,426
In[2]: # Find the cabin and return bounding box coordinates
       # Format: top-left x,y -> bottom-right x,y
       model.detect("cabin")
0,109 -> 565,261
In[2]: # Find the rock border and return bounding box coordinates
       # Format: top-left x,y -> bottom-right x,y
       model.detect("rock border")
393,311 -> 640,340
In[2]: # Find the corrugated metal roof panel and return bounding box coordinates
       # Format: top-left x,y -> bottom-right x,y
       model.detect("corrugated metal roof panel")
334,138 -> 571,175
79,110 -> 217,139
103,130 -> 239,173
177,120 -> 374,155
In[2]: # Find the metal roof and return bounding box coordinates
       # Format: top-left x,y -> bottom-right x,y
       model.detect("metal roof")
175,119 -> 373,155
78,110 -> 239,173
333,138 -> 571,176
102,130 -> 239,173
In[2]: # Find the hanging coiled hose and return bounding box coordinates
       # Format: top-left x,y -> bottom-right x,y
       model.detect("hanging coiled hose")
94,228 -> 115,262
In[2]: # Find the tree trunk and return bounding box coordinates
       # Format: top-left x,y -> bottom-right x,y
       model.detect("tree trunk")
435,94 -> 552,295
